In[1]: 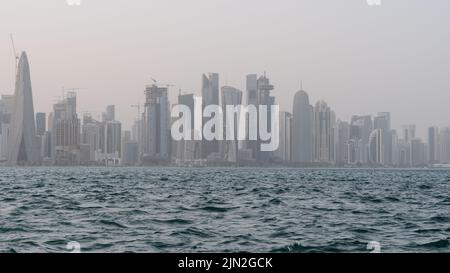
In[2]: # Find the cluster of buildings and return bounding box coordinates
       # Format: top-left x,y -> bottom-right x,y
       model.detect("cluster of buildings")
1,51 -> 450,167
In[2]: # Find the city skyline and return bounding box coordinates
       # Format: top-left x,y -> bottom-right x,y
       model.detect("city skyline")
1,1 -> 450,135
1,52 -> 449,167
0,1 -> 449,257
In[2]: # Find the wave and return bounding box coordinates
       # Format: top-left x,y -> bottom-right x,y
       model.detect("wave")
199,206 -> 235,213
418,238 -> 449,249
98,219 -> 128,229
153,218 -> 193,225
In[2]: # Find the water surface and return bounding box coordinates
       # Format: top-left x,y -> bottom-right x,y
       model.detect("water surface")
0,168 -> 448,253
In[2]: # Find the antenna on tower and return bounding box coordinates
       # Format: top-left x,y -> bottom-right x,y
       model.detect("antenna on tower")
10,34 -> 19,74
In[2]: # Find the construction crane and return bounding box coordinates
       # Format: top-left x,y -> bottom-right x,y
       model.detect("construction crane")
10,34 -> 19,74
148,77 -> 176,89
60,87 -> 87,100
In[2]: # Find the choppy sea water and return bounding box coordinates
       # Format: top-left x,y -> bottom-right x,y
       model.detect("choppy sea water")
0,167 -> 449,253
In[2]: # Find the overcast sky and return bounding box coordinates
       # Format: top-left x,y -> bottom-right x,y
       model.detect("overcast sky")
1,0 -> 450,137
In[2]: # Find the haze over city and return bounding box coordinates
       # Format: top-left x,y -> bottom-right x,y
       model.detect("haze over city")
1,0 -> 450,136
0,1 -> 449,258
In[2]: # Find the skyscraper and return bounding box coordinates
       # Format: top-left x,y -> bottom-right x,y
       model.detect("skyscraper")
175,93 -> 202,165
349,115 -> 373,165
428,126 -> 439,164
391,130 -> 400,167
403,125 -> 416,143
369,129 -> 383,165
202,73 -> 220,159
7,52 -> 39,165
374,112 -> 391,132
81,118 -> 102,162
410,138 -> 426,167
336,120 -> 350,166
103,105 -> 115,122
397,139 -> 411,167
245,74 -> 259,161
121,130 -> 138,166
313,100 -> 334,163
256,74 -> 276,163
439,128 -> 450,164
374,112 -> 392,165
274,111 -> 292,163
292,89 -> 313,163
51,92 -> 81,165
36,112 -> 46,136
221,86 -> 243,163
103,120 -> 122,165
0,95 -> 14,162
142,84 -> 169,163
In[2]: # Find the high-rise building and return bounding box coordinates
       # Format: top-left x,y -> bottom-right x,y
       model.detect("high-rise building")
397,139 -> 411,167
201,73 -> 220,159
403,124 -> 416,143
221,86 -> 243,163
274,111 -> 292,163
292,89 -> 313,163
391,130 -> 400,167
347,139 -> 360,165
142,84 -> 169,164
428,126 -> 440,164
348,115 -> 373,165
103,105 -> 115,122
374,112 -> 392,165
0,95 -> 14,162
81,119 -> 102,163
439,127 -> 450,164
336,120 -> 350,166
410,138 -> 426,167
256,74 -> 276,163
93,118 -> 122,166
36,112 -> 46,136
122,141 -> 139,166
121,130 -> 138,166
175,93 -> 203,165
374,112 -> 391,132
369,129 -> 384,165
41,131 -> 52,160
246,74 -> 258,106
0,95 -> 14,114
104,120 -> 122,164
51,92 -> 81,165
7,52 -> 39,165
313,100 -> 334,163
244,74 -> 259,161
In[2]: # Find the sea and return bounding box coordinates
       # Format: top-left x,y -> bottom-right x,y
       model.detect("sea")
0,167 -> 449,253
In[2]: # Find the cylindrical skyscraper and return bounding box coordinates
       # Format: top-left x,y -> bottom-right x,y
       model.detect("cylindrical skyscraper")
292,89 -> 313,163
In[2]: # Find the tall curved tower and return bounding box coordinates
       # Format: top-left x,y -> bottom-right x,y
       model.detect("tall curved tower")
8,52 -> 38,165
292,90 -> 313,163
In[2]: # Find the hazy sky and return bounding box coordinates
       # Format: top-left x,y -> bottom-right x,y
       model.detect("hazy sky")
1,0 -> 450,137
